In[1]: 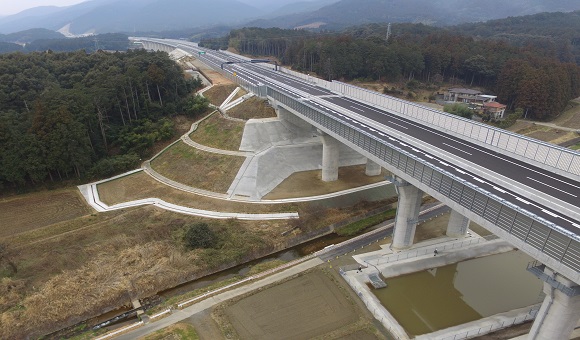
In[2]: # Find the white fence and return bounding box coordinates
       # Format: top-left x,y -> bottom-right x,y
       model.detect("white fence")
275,65 -> 580,178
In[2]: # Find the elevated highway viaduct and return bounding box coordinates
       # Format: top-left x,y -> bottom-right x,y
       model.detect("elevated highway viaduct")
135,38 -> 580,339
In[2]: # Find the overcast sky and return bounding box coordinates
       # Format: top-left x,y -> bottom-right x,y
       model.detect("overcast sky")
0,0 -> 87,16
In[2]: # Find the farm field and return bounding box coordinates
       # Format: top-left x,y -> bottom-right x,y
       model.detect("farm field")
0,188 -> 91,238
218,269 -> 382,340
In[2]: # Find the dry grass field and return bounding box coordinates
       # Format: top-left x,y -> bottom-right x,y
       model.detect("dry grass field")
509,122 -> 578,145
217,269 -> 382,340
0,188 -> 91,238
0,205 -> 294,339
189,113 -> 245,151
150,141 -> 246,193
264,166 -> 388,200
227,97 -> 278,120
203,84 -> 239,107
97,171 -> 297,214
551,98 -> 580,129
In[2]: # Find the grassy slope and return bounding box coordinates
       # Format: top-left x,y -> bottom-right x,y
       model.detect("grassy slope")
150,141 -> 245,193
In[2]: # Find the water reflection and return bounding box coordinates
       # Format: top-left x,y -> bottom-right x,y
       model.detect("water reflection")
371,250 -> 543,336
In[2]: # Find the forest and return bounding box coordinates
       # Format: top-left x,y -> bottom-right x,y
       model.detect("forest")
200,21 -> 580,121
0,33 -> 130,54
0,49 -> 206,190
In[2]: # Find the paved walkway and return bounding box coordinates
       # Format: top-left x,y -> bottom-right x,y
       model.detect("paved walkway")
519,120 -> 579,132
101,257 -> 324,340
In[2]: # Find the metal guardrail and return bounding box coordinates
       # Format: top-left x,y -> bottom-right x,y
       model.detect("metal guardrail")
368,236 -> 498,267
437,306 -> 540,340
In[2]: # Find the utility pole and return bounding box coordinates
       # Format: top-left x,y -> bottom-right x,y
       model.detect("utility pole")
386,23 -> 392,41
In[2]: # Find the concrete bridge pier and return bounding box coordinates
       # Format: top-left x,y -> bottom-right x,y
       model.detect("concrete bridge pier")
365,159 -> 382,176
528,267 -> 580,340
392,176 -> 423,250
319,131 -> 339,182
446,210 -> 471,238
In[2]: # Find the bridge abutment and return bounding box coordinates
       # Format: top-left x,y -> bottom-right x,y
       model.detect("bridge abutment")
392,176 -> 423,250
528,267 -> 580,340
446,210 -> 471,238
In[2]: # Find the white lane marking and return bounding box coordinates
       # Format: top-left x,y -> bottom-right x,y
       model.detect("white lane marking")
493,186 -> 507,193
350,105 -> 365,112
439,161 -> 449,167
338,96 -> 580,192
442,143 -> 472,156
378,132 -> 386,137
527,177 -> 577,198
472,176 -> 485,183
399,142 -> 408,147
388,121 -> 408,130
516,197 -> 531,204
454,168 -> 466,174
411,148 -> 419,152
542,209 -> 560,218
424,154 -> 434,159
369,128 -> 376,132
388,137 -> 395,141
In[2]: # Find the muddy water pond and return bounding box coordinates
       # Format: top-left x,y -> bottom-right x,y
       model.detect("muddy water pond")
371,250 -> 543,336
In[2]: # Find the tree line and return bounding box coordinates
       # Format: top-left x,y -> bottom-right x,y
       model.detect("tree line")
0,33 -> 130,55
200,25 -> 580,120
0,49 -> 207,190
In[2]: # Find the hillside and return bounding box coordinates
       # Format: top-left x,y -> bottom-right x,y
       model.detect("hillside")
455,11 -> 580,64
0,0 -> 261,35
0,28 -> 64,44
246,0 -> 580,29
2,0 -> 580,35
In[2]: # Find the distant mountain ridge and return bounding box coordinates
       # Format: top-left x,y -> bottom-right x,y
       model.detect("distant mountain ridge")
0,28 -> 64,44
0,0 -> 261,34
1,0 -> 579,34
248,0 -> 580,29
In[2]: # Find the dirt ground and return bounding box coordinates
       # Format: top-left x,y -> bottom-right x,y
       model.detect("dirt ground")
189,59 -> 233,87
97,171 -> 290,213
227,97 -> 278,120
203,84 -> 239,107
0,188 -> 91,238
182,309 -> 222,340
222,270 -> 364,340
140,322 -> 199,340
264,166 -> 389,200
